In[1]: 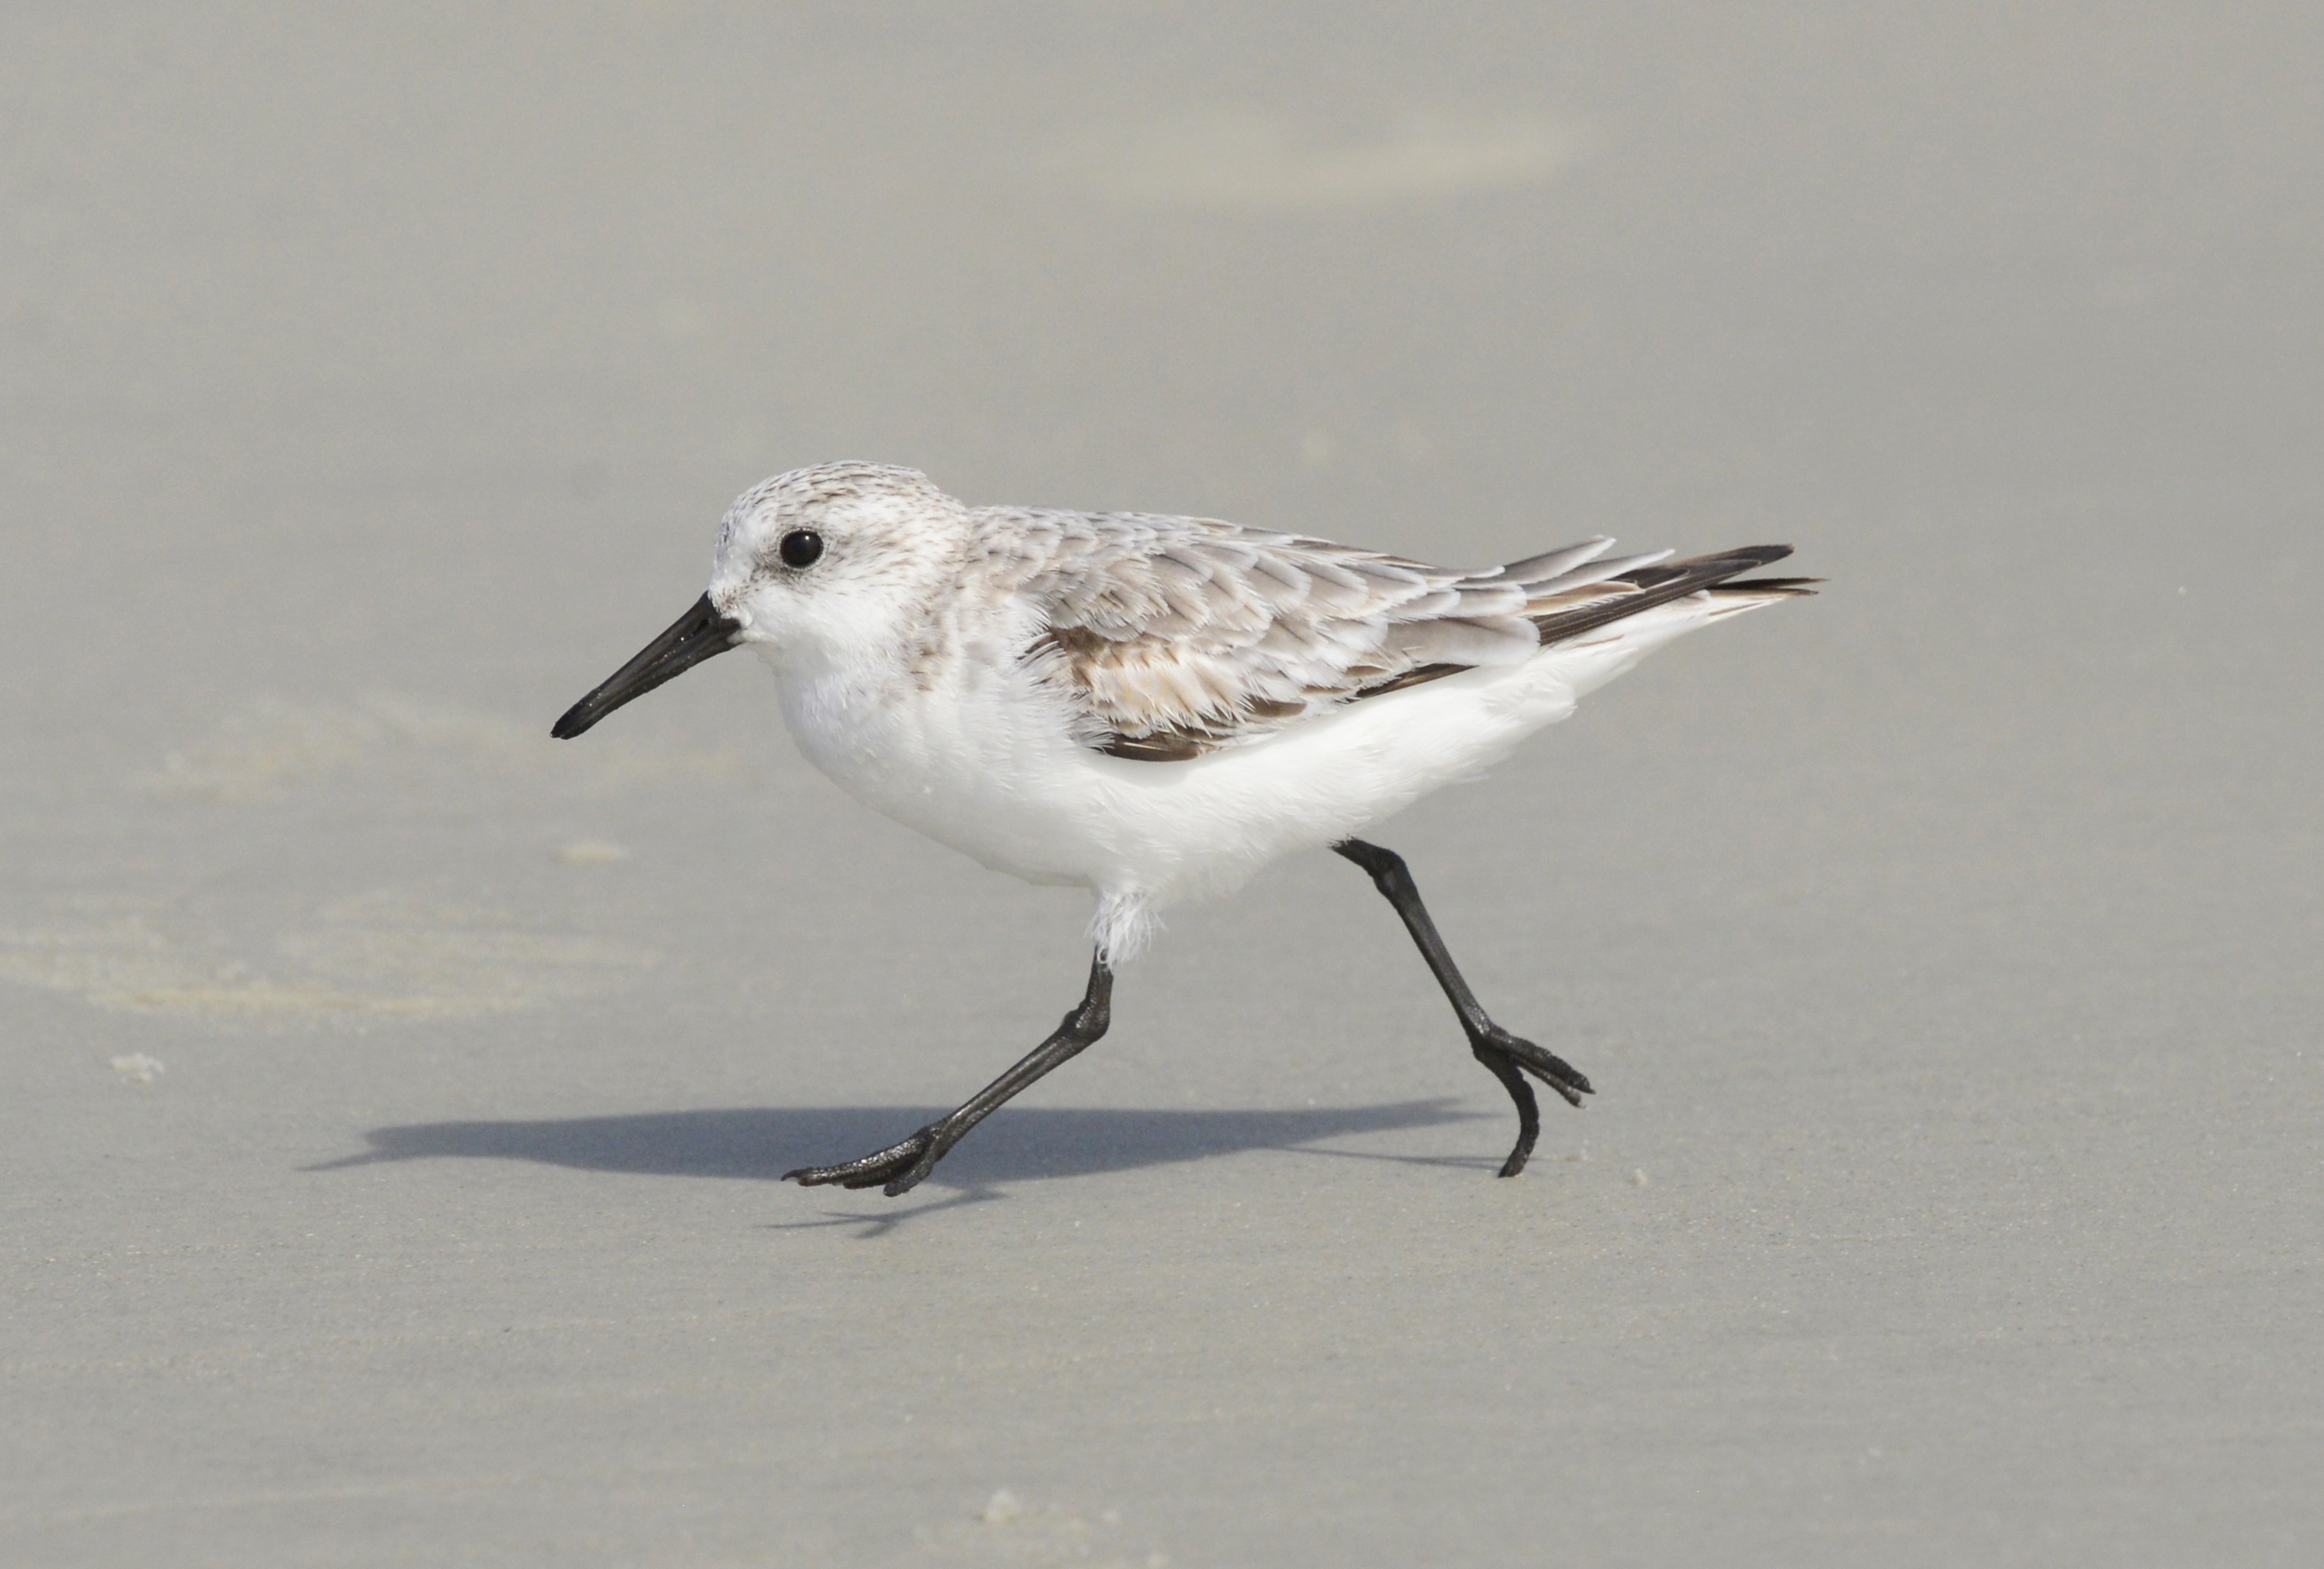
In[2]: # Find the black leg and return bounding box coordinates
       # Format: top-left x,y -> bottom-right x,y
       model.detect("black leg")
784,951 -> 1114,1198
1333,839 -> 1592,1177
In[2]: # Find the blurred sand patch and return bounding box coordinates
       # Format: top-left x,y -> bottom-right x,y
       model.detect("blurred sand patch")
0,891 -> 656,1022
109,1052 -> 166,1084
138,694 -> 746,804
1063,109 -> 1585,212
916,1487 -> 1166,1567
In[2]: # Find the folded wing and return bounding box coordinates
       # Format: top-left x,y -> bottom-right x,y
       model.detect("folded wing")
988,506 -> 1804,761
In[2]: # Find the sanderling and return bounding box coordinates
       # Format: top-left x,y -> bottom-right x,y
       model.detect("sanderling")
554,463 -> 1813,1195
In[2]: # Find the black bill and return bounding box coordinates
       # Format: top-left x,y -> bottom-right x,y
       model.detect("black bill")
551,592 -> 743,739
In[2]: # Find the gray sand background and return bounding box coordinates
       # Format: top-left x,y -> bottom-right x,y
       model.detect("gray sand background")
4,5 -> 2319,1564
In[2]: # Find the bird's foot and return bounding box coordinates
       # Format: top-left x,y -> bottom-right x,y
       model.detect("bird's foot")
783,1123 -> 950,1197
1476,1026 -> 1593,1109
1470,1026 -> 1591,1179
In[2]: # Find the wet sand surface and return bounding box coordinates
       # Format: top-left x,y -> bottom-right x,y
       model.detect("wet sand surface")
4,6 -> 2319,1564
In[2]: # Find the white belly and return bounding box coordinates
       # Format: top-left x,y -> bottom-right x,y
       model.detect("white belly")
768,600 -> 1714,958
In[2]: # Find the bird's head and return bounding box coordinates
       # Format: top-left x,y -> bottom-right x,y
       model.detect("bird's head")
552,462 -> 968,740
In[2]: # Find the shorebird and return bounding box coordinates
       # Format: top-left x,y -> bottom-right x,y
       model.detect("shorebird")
553,463 -> 1812,1195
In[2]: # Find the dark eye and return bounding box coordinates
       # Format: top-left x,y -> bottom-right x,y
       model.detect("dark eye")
778,529 -> 824,569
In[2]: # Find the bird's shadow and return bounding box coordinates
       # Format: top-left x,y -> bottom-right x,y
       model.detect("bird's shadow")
305,1100 -> 1489,1194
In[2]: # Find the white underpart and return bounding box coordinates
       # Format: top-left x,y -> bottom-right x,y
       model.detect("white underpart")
765,590 -> 1773,962
708,465 -> 1792,962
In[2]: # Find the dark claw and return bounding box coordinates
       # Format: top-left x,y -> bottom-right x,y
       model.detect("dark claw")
784,1125 -> 944,1192
1481,1027 -> 1592,1108
1469,1029 -> 1592,1177
1471,1051 -> 1543,1177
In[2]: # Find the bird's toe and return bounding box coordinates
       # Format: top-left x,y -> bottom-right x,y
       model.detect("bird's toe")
784,1125 -> 945,1192
1481,1029 -> 1592,1107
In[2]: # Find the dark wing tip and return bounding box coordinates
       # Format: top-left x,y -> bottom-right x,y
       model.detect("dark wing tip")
1709,575 -> 1822,595
1534,545 -> 1812,647
1617,544 -> 1792,590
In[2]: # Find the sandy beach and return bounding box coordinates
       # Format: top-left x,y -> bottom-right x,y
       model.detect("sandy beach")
3,6 -> 2318,1563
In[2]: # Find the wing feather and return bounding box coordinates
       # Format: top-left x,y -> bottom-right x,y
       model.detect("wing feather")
984,505 -> 1801,761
